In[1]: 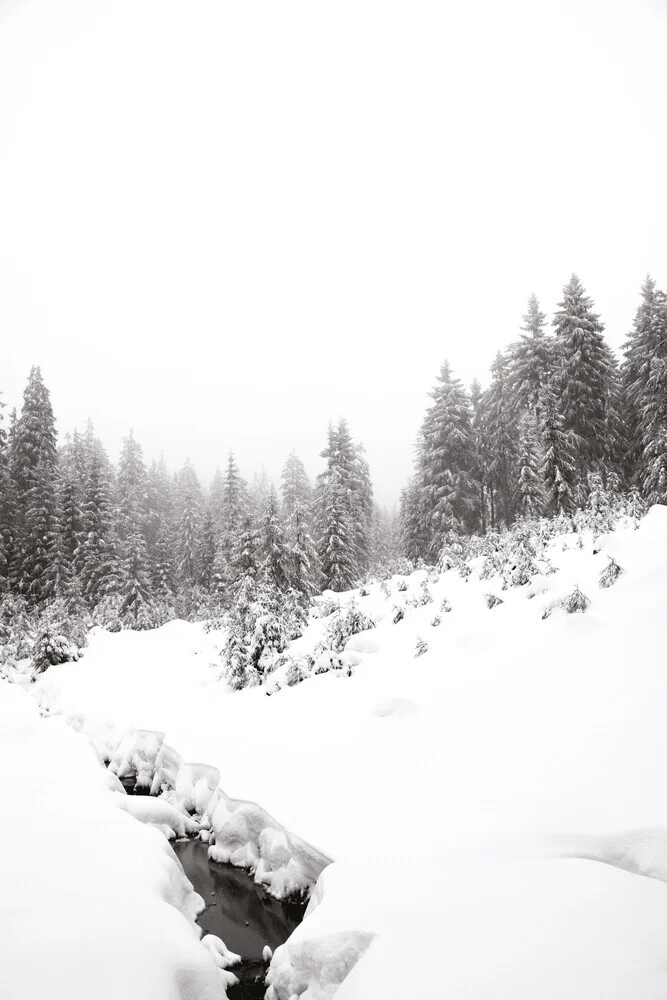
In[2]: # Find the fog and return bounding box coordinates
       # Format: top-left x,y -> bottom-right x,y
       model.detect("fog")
1,0 -> 666,504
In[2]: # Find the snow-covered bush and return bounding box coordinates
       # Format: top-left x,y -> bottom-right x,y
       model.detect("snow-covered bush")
440,597 -> 452,613
319,600 -> 375,654
431,615 -> 441,627
396,578 -> 408,593
392,604 -> 405,624
599,557 -> 623,589
312,595 -> 339,619
414,636 -> 429,657
485,593 -> 504,609
560,585 -> 590,614
31,626 -> 79,674
284,655 -> 314,688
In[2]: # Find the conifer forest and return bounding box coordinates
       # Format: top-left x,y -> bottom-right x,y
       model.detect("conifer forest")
1,273 -> 665,687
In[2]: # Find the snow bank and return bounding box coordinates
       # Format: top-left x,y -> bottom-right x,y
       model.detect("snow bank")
32,506 -> 667,997
205,787 -> 332,898
0,681 -> 229,1000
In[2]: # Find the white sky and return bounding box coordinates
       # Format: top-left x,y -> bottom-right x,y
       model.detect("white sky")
1,0 -> 666,505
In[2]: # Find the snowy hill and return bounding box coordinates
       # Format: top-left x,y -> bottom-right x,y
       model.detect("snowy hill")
28,505 -> 667,998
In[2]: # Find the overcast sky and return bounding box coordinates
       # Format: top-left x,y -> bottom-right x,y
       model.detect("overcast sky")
1,0 -> 666,505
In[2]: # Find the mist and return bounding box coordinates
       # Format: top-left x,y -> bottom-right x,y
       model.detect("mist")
1,0 -> 666,503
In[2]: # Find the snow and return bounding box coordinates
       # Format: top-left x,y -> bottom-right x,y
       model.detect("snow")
0,680 -> 233,1000
24,505 -> 667,997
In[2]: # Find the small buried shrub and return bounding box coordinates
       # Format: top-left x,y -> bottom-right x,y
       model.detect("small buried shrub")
599,557 -> 623,589
484,593 -> 504,610
414,636 -> 429,658
440,597 -> 452,613
392,605 -> 405,624
396,578 -> 408,593
560,585 -> 590,614
431,615 -> 441,627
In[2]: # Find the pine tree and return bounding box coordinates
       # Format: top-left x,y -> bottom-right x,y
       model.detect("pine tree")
281,452 -> 319,597
621,276 -> 667,501
10,366 -> 57,495
540,383 -> 577,515
318,466 -> 358,591
76,453 -> 118,606
289,508 -> 319,600
398,476 -> 426,563
515,414 -> 546,518
213,453 -> 249,596
418,361 -> 476,559
483,351 -> 519,528
509,294 -> 552,422
119,524 -> 152,625
259,487 -> 290,591
470,378 -> 489,534
281,451 -> 313,527
174,459 -> 202,586
552,275 -> 621,484
199,510 -> 216,591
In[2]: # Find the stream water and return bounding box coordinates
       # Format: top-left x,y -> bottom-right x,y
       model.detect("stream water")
173,838 -> 306,999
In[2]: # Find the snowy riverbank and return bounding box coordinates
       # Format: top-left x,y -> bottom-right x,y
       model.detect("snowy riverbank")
0,680 -> 234,1000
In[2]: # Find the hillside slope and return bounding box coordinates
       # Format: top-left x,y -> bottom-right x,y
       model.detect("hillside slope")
34,505 -> 667,998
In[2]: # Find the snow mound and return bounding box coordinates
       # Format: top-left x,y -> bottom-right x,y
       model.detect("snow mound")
265,930 -> 375,1000
206,788 -> 332,898
0,681 -> 226,1000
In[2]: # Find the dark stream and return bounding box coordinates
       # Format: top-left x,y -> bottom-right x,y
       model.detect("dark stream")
115,771 -> 305,997
174,838 -> 306,998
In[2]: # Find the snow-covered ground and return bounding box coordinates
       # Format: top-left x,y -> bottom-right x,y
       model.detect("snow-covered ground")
0,680 -> 240,1000
22,506 -> 667,997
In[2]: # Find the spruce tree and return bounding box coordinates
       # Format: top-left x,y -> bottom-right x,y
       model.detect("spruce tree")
318,466 -> 357,591
418,360 -> 476,559
621,276 -> 667,501
540,384 -> 577,515
76,452 -> 118,606
552,275 -> 621,484
509,294 -> 552,422
259,487 -> 290,591
483,352 -> 519,528
515,414 -> 546,518
174,459 -> 202,586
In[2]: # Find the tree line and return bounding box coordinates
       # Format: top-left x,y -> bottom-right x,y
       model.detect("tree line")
0,370 -> 395,629
399,274 -> 667,562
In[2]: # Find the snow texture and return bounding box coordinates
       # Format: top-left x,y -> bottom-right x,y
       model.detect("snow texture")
25,506 -> 667,998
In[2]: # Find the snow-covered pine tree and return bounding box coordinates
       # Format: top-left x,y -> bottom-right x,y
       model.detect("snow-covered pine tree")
552,275 -> 621,487
10,366 -> 57,496
75,451 -> 119,606
198,510 -> 216,592
281,451 -> 313,528
174,459 -> 202,586
398,475 -> 426,563
515,414 -> 546,518
213,452 -> 249,598
119,523 -> 152,626
288,508 -> 319,601
621,277 -> 667,502
482,351 -> 519,529
418,360 -> 476,560
145,455 -> 173,580
508,294 -> 552,422
540,382 -> 577,516
317,465 -> 358,591
470,378 -> 489,535
258,487 -> 290,591
281,450 -> 319,596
